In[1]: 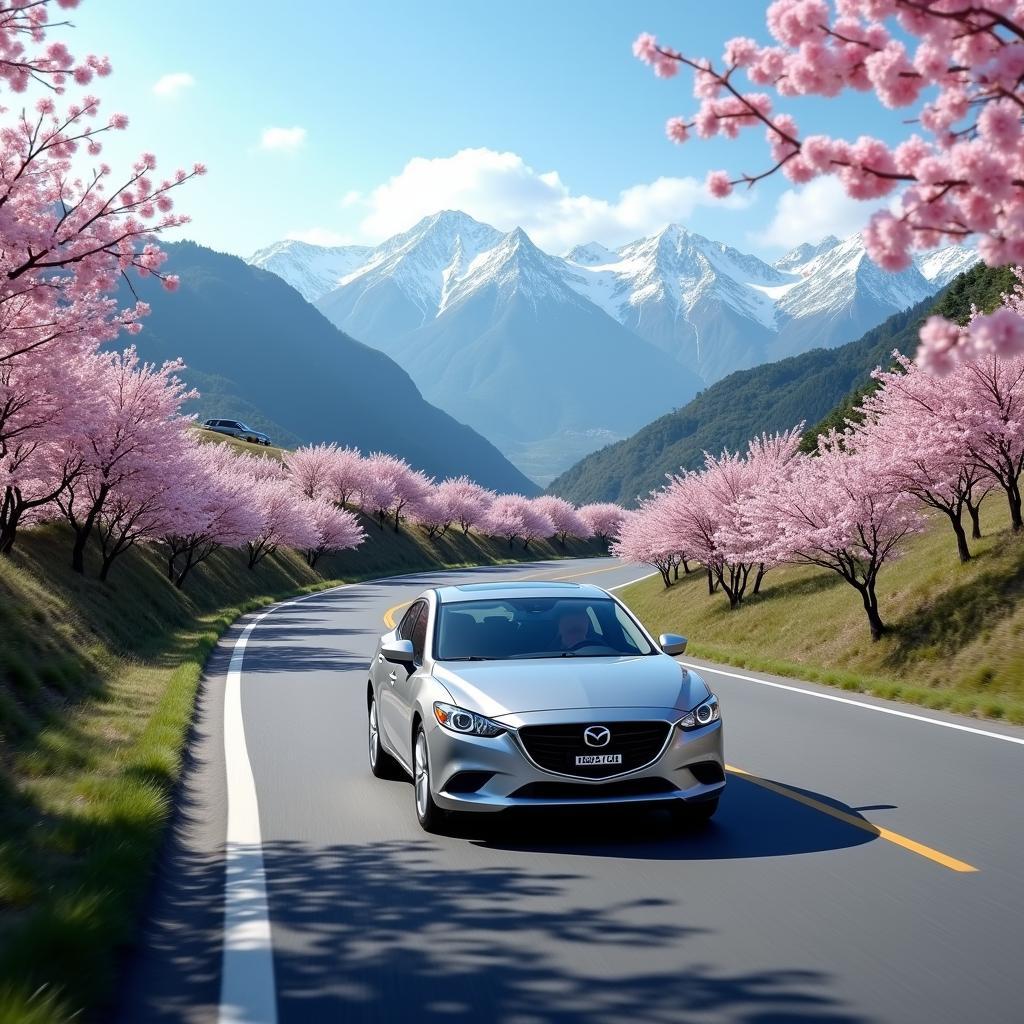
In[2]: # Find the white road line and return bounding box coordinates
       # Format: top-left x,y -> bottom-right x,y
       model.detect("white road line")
218,582 -> 350,1024
608,571 -> 659,590
685,662 -> 1024,747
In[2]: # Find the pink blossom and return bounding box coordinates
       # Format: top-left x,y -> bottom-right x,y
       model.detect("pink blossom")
863,211 -> 913,271
665,117 -> 690,144
706,170 -> 733,198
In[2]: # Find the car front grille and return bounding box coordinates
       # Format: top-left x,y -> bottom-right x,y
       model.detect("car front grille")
510,777 -> 677,800
516,721 -> 672,779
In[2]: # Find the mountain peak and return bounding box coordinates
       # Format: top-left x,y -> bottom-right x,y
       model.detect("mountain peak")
565,241 -> 617,266
774,235 -> 842,273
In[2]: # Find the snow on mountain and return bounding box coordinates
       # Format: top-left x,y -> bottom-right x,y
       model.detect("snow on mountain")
773,236 -> 841,273
564,241 -> 618,265
248,239 -> 372,303
915,245 -> 979,289
249,215 -> 979,481
315,210 -> 504,356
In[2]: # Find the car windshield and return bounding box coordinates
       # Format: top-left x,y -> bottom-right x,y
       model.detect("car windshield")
435,597 -> 656,661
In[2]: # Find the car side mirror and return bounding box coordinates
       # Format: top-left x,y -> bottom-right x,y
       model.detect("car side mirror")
382,638 -> 415,665
659,633 -> 688,656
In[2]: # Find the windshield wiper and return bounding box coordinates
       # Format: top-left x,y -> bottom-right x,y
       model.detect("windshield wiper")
444,655 -> 495,662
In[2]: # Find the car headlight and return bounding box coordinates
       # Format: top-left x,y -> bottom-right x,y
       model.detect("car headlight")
433,701 -> 505,738
677,694 -> 720,730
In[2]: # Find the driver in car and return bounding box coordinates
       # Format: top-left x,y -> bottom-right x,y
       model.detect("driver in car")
556,607 -> 592,650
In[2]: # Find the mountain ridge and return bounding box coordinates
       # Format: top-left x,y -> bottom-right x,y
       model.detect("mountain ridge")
119,240 -> 540,494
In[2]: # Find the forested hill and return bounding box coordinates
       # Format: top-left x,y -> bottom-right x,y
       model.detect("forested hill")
549,264 -> 1012,506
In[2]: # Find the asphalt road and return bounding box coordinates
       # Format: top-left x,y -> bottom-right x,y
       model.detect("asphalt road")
116,557 -> 1024,1024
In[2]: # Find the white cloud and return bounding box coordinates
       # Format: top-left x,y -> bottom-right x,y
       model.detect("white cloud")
286,227 -> 356,246
348,148 -> 751,252
152,72 -> 194,98
260,126 -> 307,151
753,176 -> 888,251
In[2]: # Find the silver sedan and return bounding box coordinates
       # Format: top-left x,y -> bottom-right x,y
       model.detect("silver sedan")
366,581 -> 725,832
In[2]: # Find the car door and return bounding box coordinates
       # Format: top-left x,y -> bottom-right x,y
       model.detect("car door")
379,601 -> 424,765
391,601 -> 431,767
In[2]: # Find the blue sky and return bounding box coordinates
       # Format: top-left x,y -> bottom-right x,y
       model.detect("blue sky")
67,1 -> 905,259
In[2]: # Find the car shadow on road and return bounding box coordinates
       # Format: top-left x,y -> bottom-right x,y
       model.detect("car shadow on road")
120,834 -> 866,1024
462,774 -> 880,861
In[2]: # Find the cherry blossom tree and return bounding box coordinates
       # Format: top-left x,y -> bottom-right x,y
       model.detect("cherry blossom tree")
0,1 -> 202,552
56,347 -> 194,573
522,500 -> 556,550
410,486 -> 455,540
285,443 -> 340,500
0,348 -> 98,553
484,494 -> 548,549
302,497 -> 364,569
578,502 -> 627,545
435,476 -> 494,535
655,429 -> 802,608
243,476 -> 319,570
742,434 -> 922,639
326,446 -> 367,508
160,443 -> 262,588
611,503 -> 685,588
855,352 -> 993,560
960,353 -> 1024,530
533,495 -> 592,546
633,1 -> 1024,368
359,452 -> 432,532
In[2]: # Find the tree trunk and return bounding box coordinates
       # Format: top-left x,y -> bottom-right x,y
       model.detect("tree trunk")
681,558 -> 690,575
672,561 -> 679,581
860,581 -> 886,641
659,565 -> 672,587
966,499 -> 983,539
752,563 -> 766,595
99,554 -> 115,582
1008,480 -> 1023,532
70,483 -> 109,574
949,509 -> 971,563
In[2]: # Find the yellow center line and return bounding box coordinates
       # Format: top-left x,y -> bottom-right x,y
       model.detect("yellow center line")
726,764 -> 978,873
382,561 -> 631,628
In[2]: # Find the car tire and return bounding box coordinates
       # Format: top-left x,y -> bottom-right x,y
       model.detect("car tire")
413,725 -> 446,833
669,796 -> 719,828
368,695 -> 399,780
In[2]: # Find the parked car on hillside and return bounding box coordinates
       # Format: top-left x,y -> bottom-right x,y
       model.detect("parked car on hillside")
367,580 -> 725,832
201,418 -> 272,446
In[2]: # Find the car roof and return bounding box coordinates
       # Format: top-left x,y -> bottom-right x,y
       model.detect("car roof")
434,581 -> 610,603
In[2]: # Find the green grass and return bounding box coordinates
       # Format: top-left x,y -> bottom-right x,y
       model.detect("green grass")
620,498 -> 1024,724
0,519 -> 603,1022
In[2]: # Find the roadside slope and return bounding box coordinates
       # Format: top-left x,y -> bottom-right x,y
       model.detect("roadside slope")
619,499 -> 1024,723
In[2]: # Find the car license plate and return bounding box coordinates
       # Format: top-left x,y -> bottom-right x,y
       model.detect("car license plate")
575,754 -> 622,765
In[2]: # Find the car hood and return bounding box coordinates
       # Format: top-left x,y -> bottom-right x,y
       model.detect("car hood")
431,656 -> 710,719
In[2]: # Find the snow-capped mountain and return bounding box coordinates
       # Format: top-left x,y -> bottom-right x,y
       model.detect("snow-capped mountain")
248,214 -> 977,482
342,221 -> 701,481
248,239 -> 372,303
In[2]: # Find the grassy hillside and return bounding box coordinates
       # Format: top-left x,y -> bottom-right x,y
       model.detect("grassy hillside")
621,499 -> 1024,723
0,521 -> 602,1022
549,265 -> 1015,506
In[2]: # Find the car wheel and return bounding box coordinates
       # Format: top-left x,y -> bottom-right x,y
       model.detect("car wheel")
669,797 -> 719,828
413,726 -> 446,832
368,696 -> 399,779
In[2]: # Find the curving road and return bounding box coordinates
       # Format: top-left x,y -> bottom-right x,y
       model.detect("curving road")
116,557 -> 1024,1024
